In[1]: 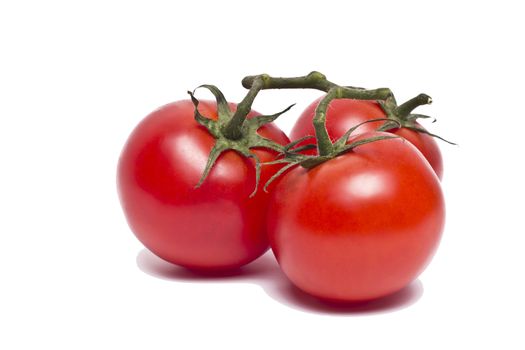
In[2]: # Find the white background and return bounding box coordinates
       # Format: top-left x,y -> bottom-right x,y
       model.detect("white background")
1,1 -> 524,349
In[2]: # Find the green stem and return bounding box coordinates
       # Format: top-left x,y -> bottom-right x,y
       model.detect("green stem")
241,72 -> 393,156
222,77 -> 265,140
313,86 -> 393,156
242,71 -> 392,100
242,71 -> 336,91
395,93 -> 432,118
313,89 -> 338,156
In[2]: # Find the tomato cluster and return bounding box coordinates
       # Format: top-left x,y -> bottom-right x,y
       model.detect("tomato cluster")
118,72 -> 448,302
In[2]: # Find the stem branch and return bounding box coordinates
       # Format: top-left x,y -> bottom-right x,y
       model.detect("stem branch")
395,93 -> 432,117
242,71 -> 392,100
242,71 -> 337,91
222,77 -> 264,140
240,71 -> 393,156
312,86 -> 392,156
313,88 -> 338,155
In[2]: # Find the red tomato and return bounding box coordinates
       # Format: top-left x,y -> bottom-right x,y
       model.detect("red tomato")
267,132 -> 445,301
290,97 -> 444,179
118,100 -> 289,270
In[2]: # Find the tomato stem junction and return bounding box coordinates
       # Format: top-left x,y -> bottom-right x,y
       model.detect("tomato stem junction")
188,83 -> 293,197
242,71 -> 392,156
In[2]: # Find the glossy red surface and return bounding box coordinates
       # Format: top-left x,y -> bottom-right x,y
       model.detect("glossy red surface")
118,100 -> 289,270
290,97 -> 444,179
267,132 -> 445,301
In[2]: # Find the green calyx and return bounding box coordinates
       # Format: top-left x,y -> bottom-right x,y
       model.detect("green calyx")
188,84 -> 293,197
378,93 -> 456,144
263,118 -> 400,192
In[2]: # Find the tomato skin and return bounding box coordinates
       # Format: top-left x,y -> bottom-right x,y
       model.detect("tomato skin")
266,132 -> 445,301
290,97 -> 444,179
393,126 -> 443,180
118,100 -> 289,270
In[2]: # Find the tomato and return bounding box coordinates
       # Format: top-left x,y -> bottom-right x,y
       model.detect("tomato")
290,97 -> 444,179
118,100 -> 289,270
266,132 -> 445,301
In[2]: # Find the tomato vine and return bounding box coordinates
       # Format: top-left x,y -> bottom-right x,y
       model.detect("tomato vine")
190,71 -> 453,194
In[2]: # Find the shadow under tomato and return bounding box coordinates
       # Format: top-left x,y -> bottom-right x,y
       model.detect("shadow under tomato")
136,248 -> 423,315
